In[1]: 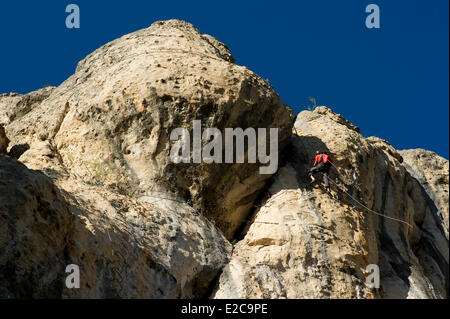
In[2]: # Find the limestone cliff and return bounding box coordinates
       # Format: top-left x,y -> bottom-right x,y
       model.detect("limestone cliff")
212,107 -> 448,299
0,20 -> 448,299
399,149 -> 449,238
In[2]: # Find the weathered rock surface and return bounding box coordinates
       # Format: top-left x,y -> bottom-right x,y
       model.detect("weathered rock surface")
4,19 -> 293,239
0,86 -> 55,127
0,20 -> 448,299
0,156 -> 231,298
0,19 -> 292,298
212,107 -> 448,299
399,149 -> 449,238
0,125 -> 8,155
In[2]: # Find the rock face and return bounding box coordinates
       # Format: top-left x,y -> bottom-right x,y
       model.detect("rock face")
4,19 -> 293,240
0,125 -> 8,155
212,107 -> 448,299
0,86 -> 55,126
0,19 -> 292,298
0,156 -> 230,298
399,149 -> 449,238
0,20 -> 448,299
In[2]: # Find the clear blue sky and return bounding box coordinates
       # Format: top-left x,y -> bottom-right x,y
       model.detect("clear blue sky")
1,0 -> 448,158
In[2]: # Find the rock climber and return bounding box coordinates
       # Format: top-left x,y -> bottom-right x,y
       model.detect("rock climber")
309,151 -> 333,191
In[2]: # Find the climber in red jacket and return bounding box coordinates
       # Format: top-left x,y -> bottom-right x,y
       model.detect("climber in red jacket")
309,151 -> 333,191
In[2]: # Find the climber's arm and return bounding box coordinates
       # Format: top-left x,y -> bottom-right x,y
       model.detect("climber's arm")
313,155 -> 319,166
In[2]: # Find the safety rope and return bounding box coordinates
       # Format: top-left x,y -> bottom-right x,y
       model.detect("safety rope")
325,161 -> 413,229
285,124 -> 411,228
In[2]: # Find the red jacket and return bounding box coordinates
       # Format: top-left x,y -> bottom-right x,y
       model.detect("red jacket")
314,154 -> 333,166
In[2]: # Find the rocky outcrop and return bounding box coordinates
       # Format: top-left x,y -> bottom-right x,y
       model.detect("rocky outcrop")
399,149 -> 449,238
0,86 -> 55,126
0,125 -> 8,155
212,107 -> 448,299
0,20 -> 292,298
5,20 -> 293,239
0,20 -> 448,299
0,156 -> 230,298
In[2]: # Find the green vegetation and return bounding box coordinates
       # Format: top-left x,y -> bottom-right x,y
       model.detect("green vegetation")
82,159 -> 111,187
303,96 -> 317,111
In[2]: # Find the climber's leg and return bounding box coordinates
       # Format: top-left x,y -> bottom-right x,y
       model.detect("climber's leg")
309,170 -> 316,183
323,172 -> 330,191
321,162 -> 331,191
309,163 -> 323,184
